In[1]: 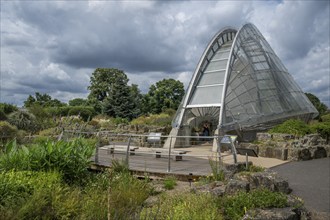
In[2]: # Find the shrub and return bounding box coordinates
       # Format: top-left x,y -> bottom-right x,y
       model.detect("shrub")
269,119 -> 311,136
221,189 -> 287,219
0,170 -> 62,205
141,192 -> 219,219
0,109 -> 7,121
131,113 -> 172,126
0,138 -> 95,184
109,171 -> 151,218
310,122 -> 330,144
68,106 -> 95,121
0,103 -> 18,114
7,110 -> 40,132
163,176 -> 177,190
321,113 -> 330,122
0,121 -> 18,143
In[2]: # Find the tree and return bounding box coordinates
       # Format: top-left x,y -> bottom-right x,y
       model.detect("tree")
145,78 -> 185,114
305,93 -> 328,118
69,98 -> 88,106
87,68 -> 139,119
24,92 -> 66,108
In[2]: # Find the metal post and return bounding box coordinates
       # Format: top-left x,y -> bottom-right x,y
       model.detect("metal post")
95,132 -> 100,164
245,153 -> 249,170
167,136 -> 172,172
230,136 -> 238,164
125,135 -> 132,166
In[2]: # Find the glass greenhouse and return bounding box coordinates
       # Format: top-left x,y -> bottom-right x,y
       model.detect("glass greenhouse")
170,23 -> 318,143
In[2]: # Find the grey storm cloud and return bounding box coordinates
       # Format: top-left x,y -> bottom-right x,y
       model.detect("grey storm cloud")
1,0 -> 329,107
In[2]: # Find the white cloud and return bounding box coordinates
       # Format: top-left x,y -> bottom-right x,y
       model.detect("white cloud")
1,0 -> 329,108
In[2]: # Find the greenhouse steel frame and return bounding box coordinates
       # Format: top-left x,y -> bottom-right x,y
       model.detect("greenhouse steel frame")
169,23 -> 318,145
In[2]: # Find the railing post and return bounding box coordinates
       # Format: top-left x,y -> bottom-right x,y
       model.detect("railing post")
95,132 -> 100,165
125,135 -> 132,166
230,136 -> 238,164
167,136 -> 172,172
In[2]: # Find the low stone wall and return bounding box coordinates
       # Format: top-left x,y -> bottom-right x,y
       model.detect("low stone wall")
238,133 -> 330,161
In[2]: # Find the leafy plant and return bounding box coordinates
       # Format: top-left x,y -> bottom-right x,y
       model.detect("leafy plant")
221,188 -> 288,220
109,171 -> 151,219
269,119 -> 311,136
141,192 -> 220,219
208,155 -> 225,181
0,138 -> 95,184
163,176 -> 177,190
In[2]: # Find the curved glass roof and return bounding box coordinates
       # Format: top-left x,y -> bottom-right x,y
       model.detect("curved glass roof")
172,23 -> 318,132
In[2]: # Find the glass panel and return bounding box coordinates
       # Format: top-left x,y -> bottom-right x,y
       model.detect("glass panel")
189,85 -> 223,105
199,70 -> 226,85
206,59 -> 228,71
213,50 -> 230,60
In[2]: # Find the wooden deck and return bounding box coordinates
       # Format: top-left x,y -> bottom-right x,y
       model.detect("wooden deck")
92,145 -> 227,176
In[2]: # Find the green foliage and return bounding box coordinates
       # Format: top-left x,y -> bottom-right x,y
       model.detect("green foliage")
163,176 -> 177,190
310,122 -> 330,143
141,192 -> 220,219
0,138 -> 95,184
0,171 -> 109,220
109,169 -> 151,218
24,92 -> 66,108
269,119 -> 311,136
321,113 -> 330,122
27,104 -> 56,130
88,68 -> 141,119
0,121 -> 18,143
131,112 -> 173,126
0,170 -> 62,205
68,106 -> 95,121
305,93 -> 328,117
209,156 -> 225,181
7,110 -> 39,132
0,109 -> 7,121
221,189 -> 288,220
144,78 -> 185,114
68,98 -> 88,106
0,103 -> 18,114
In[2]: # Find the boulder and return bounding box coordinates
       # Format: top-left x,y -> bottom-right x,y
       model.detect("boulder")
236,171 -> 291,194
225,179 -> 249,194
242,208 -> 299,220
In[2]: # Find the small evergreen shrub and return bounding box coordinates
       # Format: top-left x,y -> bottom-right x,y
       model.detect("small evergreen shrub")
163,176 -> 177,190
221,189 -> 288,220
269,119 -> 311,136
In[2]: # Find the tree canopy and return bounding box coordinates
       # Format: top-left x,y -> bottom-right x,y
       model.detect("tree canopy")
24,92 -> 66,108
87,68 -> 141,119
305,93 -> 328,117
145,78 -> 185,114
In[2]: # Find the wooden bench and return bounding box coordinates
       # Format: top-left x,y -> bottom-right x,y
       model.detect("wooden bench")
102,145 -> 139,155
154,150 -> 187,161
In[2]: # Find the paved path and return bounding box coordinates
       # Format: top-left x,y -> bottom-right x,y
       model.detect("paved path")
271,158 -> 330,213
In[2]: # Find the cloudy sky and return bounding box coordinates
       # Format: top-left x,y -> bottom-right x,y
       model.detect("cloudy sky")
1,0 -> 329,107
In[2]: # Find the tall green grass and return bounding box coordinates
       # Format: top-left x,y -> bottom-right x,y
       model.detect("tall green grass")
0,138 -> 95,184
